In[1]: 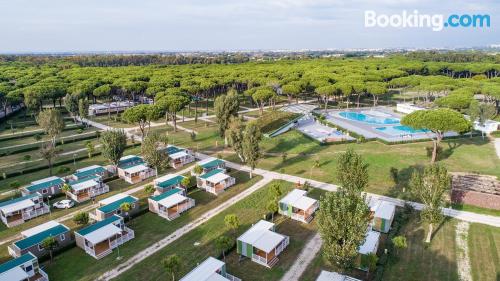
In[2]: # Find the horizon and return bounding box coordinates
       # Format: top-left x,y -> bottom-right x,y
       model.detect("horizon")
1,0 -> 498,53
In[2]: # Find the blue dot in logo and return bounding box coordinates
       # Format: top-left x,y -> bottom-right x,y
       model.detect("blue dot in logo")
444,22 -> 448,27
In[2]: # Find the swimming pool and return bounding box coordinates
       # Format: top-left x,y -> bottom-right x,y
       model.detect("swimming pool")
338,111 -> 400,125
376,125 -> 429,136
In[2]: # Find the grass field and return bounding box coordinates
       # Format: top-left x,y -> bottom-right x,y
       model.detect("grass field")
468,223 -> 500,281
114,181 -> 325,281
42,171 -> 262,281
90,113 -> 136,128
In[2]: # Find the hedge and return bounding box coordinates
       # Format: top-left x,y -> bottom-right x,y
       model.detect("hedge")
0,142 -> 141,180
0,131 -> 99,156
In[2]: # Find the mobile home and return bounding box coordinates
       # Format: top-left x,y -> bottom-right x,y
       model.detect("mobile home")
0,193 -> 49,228
72,165 -> 110,181
89,193 -> 139,222
162,145 -> 195,169
75,215 -> 134,259
196,169 -> 236,195
117,155 -> 156,184
237,220 -> 289,268
154,174 -> 186,195
316,270 -> 361,281
65,176 -> 109,203
8,221 -> 72,259
0,253 -> 49,281
180,257 -> 241,281
278,189 -> 319,223
21,176 -> 64,197
193,157 -> 226,175
371,200 -> 396,233
356,230 -> 380,271
148,188 -> 195,221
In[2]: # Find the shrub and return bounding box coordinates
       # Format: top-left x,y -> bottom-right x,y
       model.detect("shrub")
34,134 -> 42,141
9,181 -> 21,188
73,212 -> 89,225
57,166 -> 71,174
77,128 -> 84,134
23,155 -> 32,161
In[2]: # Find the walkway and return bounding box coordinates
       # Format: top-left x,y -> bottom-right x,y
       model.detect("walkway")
494,137 -> 500,159
97,177 -> 273,280
280,233 -> 322,281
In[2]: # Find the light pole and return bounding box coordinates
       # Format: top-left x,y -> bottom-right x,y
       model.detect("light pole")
73,154 -> 77,167
47,195 -> 52,217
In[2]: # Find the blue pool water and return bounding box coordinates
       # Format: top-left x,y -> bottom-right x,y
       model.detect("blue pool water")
376,125 -> 428,136
339,111 -> 400,125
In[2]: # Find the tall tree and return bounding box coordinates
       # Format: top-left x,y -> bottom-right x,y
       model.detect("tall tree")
215,235 -> 233,261
100,130 -> 127,167
317,192 -> 370,271
242,121 -> 262,178
39,142 -> 59,176
64,93 -> 80,123
401,109 -> 471,163
467,101 -> 496,139
78,98 -> 89,123
336,149 -> 369,198
214,90 -> 239,145
224,214 -> 240,241
38,109 -> 66,146
141,132 -> 169,176
252,87 -> 275,115
162,255 -> 181,281
409,164 -> 450,243
226,116 -> 245,162
156,92 -> 190,132
122,104 -> 162,141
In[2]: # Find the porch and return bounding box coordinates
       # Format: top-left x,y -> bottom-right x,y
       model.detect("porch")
251,236 -> 290,268
158,198 -> 195,220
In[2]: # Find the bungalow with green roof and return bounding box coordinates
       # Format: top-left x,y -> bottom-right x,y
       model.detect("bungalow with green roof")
148,188 -> 195,220
20,176 -> 64,197
8,221 -> 72,259
196,169 -> 236,195
117,155 -> 156,184
0,193 -> 49,228
71,165 -> 110,181
65,175 -> 109,203
89,193 -> 139,222
162,145 -> 195,169
0,252 -> 48,281
153,174 -> 186,195
75,215 -> 134,259
192,157 -> 226,176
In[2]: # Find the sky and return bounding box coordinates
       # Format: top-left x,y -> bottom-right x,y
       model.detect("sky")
0,0 -> 498,53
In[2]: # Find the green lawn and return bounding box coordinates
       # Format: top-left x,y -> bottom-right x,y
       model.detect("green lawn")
42,171 -> 261,281
468,223 -> 500,281
90,113 -> 135,128
113,180 -> 315,281
0,124 -> 94,148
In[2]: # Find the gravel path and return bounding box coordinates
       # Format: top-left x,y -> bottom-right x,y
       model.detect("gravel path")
455,221 -> 472,281
280,233 -> 322,281
495,138 -> 500,159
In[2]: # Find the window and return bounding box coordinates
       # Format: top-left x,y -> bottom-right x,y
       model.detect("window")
24,265 -> 33,272
42,189 -> 48,194
60,234 -> 65,241
38,244 -> 44,251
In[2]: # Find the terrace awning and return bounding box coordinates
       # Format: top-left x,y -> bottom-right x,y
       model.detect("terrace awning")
85,224 -> 122,245
158,193 -> 187,208
0,200 -> 34,214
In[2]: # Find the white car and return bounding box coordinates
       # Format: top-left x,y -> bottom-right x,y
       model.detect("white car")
53,199 -> 75,209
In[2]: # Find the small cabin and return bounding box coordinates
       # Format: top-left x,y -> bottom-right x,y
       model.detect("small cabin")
72,165 -> 110,181
8,221 -> 72,259
0,252 -> 49,281
162,145 -> 195,169
193,157 -> 226,175
0,193 -> 49,228
371,200 -> 396,233
21,176 -> 64,197
237,220 -> 289,268
65,176 -> 109,203
148,188 -> 195,221
89,193 -> 139,222
278,189 -> 319,223
154,174 -> 186,195
117,155 -> 156,184
75,215 -> 134,259
356,230 -> 380,271
196,169 -> 236,195
180,257 -> 241,281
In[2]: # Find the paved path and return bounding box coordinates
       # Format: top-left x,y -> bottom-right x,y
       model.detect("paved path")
280,233 -> 322,281
97,177 -> 273,281
494,138 -> 500,159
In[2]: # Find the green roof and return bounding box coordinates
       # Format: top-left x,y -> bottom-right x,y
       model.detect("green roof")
0,193 -> 38,208
76,215 -> 121,236
97,196 -> 138,214
200,159 -> 224,169
118,156 -> 144,169
14,224 -> 69,250
74,166 -> 107,179
164,146 -> 183,155
150,188 -> 183,202
25,177 -> 64,192
0,252 -> 36,274
199,169 -> 224,179
157,175 -> 185,189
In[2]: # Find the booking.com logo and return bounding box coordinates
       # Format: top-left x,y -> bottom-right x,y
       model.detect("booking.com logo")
365,10 -> 491,31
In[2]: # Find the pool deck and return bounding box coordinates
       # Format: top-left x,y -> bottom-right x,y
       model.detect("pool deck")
319,107 -> 457,143
296,116 -> 355,143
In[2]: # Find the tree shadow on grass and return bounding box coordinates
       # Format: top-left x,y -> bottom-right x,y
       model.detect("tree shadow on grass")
385,164 -> 424,199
